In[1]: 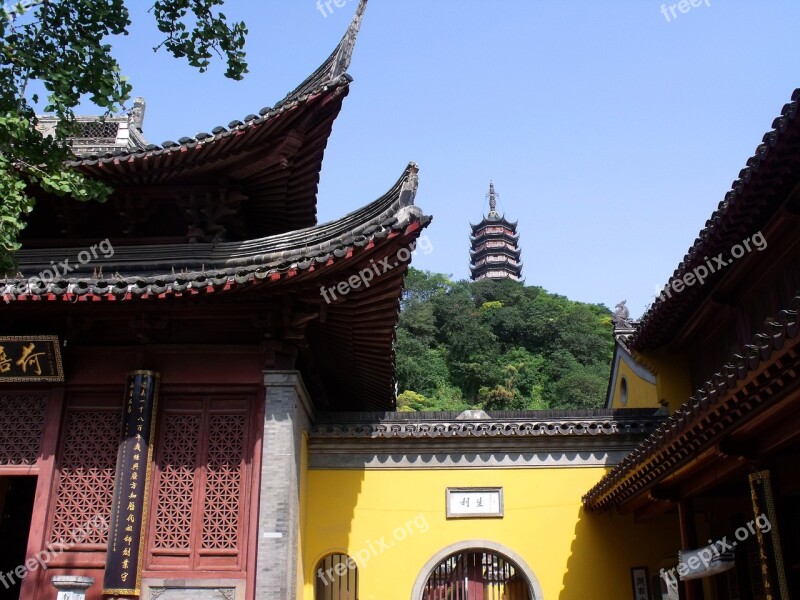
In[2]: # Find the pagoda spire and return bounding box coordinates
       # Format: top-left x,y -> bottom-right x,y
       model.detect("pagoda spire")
469,182 -> 523,282
487,181 -> 498,214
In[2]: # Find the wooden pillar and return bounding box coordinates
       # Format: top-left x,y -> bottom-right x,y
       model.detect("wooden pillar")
19,386 -> 65,600
678,500 -> 704,600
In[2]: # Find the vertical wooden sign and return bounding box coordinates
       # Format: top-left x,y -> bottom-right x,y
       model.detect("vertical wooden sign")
748,470 -> 790,600
103,371 -> 160,597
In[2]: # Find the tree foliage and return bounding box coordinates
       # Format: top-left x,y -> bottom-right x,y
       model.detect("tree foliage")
395,269 -> 614,411
0,0 -> 247,271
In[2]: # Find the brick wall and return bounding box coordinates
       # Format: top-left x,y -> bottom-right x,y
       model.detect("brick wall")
255,371 -> 312,600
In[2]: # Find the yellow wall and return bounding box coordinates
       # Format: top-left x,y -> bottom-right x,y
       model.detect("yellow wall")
303,467 -> 680,600
297,431 -> 309,599
608,346 -> 692,413
634,350 -> 692,413
611,358 -> 658,409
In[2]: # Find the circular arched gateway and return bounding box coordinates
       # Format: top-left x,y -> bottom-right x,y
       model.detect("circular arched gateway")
415,543 -> 541,600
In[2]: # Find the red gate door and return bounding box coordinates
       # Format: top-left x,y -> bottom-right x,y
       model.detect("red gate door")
422,549 -> 532,600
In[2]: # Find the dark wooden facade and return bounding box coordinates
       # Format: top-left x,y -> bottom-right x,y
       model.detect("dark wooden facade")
0,2 -> 431,599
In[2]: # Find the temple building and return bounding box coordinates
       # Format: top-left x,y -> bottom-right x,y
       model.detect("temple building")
0,2 -> 428,598
594,88 -> 800,599
0,3 -> 679,596
2,0 -> 797,597
469,183 -> 523,281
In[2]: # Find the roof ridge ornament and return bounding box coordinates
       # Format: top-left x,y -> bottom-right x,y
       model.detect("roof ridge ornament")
128,97 -> 146,131
275,0 -> 368,107
612,300 -> 635,331
398,162 -> 419,208
330,0 -> 369,81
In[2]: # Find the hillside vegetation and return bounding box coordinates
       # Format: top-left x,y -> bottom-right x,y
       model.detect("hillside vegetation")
395,269 -> 614,412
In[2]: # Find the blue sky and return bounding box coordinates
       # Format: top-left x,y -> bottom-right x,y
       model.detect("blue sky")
106,1 -> 800,318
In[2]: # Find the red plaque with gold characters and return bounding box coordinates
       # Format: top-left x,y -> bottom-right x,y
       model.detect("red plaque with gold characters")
0,335 -> 64,382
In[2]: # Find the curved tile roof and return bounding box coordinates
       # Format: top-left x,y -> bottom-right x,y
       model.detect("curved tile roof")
469,216 -> 519,231
48,2 -> 372,239
277,0 -> 368,107
632,88 -> 800,350
66,0 -> 369,170
3,162 -> 424,303
584,295 -> 800,510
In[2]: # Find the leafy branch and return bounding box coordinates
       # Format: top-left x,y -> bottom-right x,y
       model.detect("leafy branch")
0,0 -> 248,273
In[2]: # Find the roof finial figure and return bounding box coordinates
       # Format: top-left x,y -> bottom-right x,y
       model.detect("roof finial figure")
330,0 -> 369,81
279,0 -> 368,106
612,300 -> 634,330
128,97 -> 146,131
487,181 -> 498,215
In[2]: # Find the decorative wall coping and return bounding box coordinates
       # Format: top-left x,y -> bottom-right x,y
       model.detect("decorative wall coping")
311,409 -> 664,439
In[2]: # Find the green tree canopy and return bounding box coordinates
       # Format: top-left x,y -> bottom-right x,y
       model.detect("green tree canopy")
396,268 -> 613,411
0,0 -> 247,271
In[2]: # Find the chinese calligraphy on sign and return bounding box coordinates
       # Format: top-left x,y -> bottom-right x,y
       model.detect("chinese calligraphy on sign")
103,370 -> 160,597
0,336 -> 63,382
446,487 -> 503,518
17,342 -> 45,374
630,567 -> 650,600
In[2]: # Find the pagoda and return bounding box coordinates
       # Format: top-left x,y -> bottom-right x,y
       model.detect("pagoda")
469,182 -> 522,281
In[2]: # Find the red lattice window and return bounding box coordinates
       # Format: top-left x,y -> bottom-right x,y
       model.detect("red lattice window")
50,407 -> 121,546
152,414 -> 200,550
148,396 -> 251,570
202,414 -> 246,550
0,393 -> 47,466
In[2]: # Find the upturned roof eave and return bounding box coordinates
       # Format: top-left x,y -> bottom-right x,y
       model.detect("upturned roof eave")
3,162 -> 425,302
66,1 -> 369,172
583,295 -> 800,511
631,88 -> 800,351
